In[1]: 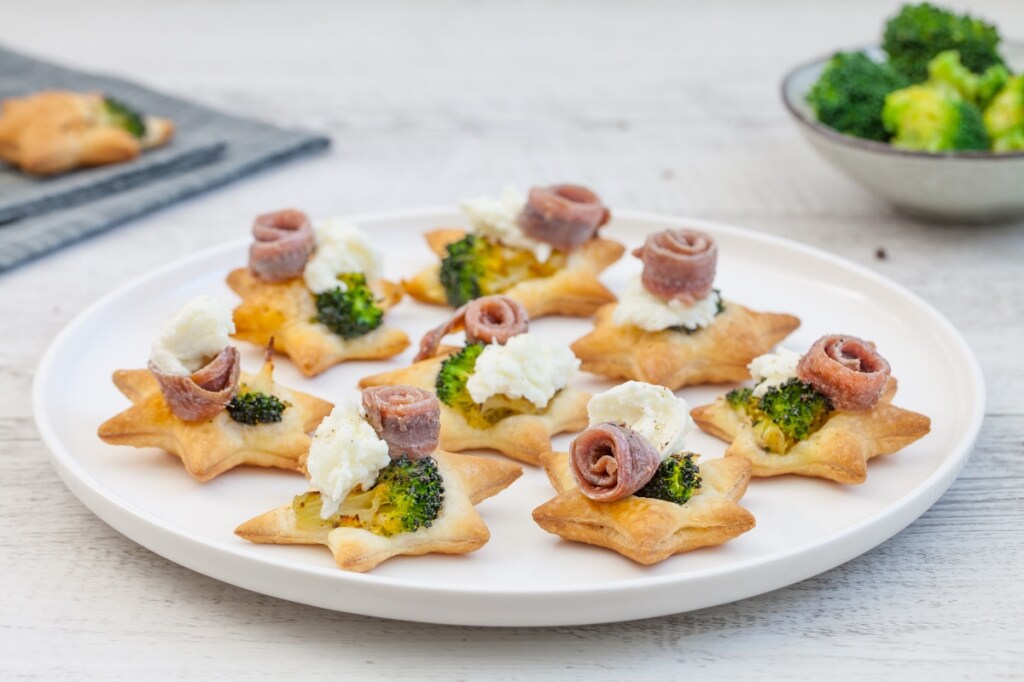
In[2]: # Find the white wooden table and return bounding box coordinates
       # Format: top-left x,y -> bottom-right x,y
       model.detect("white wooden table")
2,0 -> 1022,678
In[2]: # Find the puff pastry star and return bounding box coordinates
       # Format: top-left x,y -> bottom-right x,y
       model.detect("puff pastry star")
402,228 -> 625,318
359,347 -> 590,465
0,90 -> 174,176
226,268 -> 410,377
571,302 -> 801,389
235,451 -> 522,572
532,453 -> 755,564
690,378 -> 931,484
97,358 -> 333,482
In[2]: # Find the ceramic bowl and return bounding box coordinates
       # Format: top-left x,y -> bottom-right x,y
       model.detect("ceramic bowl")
781,45 -> 1024,222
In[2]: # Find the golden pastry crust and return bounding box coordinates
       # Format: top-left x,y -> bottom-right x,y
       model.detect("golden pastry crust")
97,358 -> 334,482
359,348 -> 590,465
571,302 -> 801,389
402,228 -> 625,318
234,451 -> 523,572
533,453 -> 755,565
690,378 -> 932,484
0,90 -> 174,176
226,267 -> 409,377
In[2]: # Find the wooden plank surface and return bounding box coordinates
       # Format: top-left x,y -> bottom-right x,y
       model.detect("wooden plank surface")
1,0 -> 1021,678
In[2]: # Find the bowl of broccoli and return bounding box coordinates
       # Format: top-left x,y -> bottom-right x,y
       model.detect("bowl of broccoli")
782,3 -> 1024,221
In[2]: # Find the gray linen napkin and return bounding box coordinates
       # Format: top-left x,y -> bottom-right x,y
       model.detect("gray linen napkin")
0,45 -> 330,273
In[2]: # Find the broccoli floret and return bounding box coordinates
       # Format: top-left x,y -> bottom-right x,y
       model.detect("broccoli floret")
983,75 -> 1024,152
226,389 -> 287,425
927,50 -> 1008,109
635,453 -> 702,505
102,97 -> 146,138
883,84 -> 990,151
927,50 -> 979,100
436,341 -> 485,413
438,234 -> 566,307
293,455 -> 444,537
977,64 -> 1011,111
434,342 -> 541,428
439,235 -> 486,306
882,3 -> 1004,83
727,378 -> 833,454
314,272 -> 384,339
806,51 -> 908,142
726,387 -> 753,410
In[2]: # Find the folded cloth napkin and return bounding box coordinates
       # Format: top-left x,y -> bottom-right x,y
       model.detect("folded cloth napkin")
0,44 -> 330,274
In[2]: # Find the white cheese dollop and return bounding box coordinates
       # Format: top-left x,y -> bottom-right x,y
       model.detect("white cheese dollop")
748,347 -> 802,398
612,277 -> 721,332
587,381 -> 692,460
465,334 -> 580,409
149,296 -> 235,376
305,399 -> 391,519
303,219 -> 383,294
459,185 -> 553,263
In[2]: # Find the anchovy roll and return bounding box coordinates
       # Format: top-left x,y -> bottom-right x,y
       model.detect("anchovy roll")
516,184 -> 610,251
149,346 -> 240,422
249,208 -> 315,281
633,229 -> 717,305
569,423 -> 661,502
414,295 -> 529,361
361,385 -> 441,459
797,334 -> 892,411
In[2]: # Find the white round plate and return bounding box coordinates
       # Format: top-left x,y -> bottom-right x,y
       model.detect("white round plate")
33,208 -> 984,626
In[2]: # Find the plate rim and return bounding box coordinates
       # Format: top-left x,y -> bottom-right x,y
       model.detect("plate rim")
32,207 -> 986,622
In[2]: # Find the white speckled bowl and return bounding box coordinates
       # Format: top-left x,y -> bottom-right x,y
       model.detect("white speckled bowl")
782,45 -> 1024,222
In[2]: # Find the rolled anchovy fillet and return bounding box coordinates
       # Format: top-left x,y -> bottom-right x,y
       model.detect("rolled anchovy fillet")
149,346 -> 240,422
361,385 -> 441,459
248,208 -> 315,281
796,334 -> 892,411
633,229 -> 717,305
516,184 -> 610,251
414,295 -> 529,361
569,423 -> 661,502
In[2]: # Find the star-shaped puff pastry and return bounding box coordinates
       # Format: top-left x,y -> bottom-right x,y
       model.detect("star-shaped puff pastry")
97,356 -> 333,482
402,228 -> 625,318
359,346 -> 590,465
532,452 -> 755,564
571,302 -> 801,389
234,451 -> 522,572
0,90 -> 174,176
226,268 -> 410,377
690,378 -> 931,484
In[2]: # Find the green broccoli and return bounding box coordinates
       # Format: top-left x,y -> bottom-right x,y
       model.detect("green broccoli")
438,234 -> 565,307
927,50 -> 1008,108
635,453 -> 702,505
434,342 -> 541,428
226,389 -> 288,425
726,378 -> 833,454
983,75 -> 1024,152
882,84 -> 990,152
726,387 -> 753,410
806,51 -> 908,142
927,50 -> 979,100
882,3 -> 1004,82
977,64 -> 1011,111
101,97 -> 146,138
435,342 -> 485,415
439,235 -> 487,306
292,455 -> 444,537
314,272 -> 384,339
